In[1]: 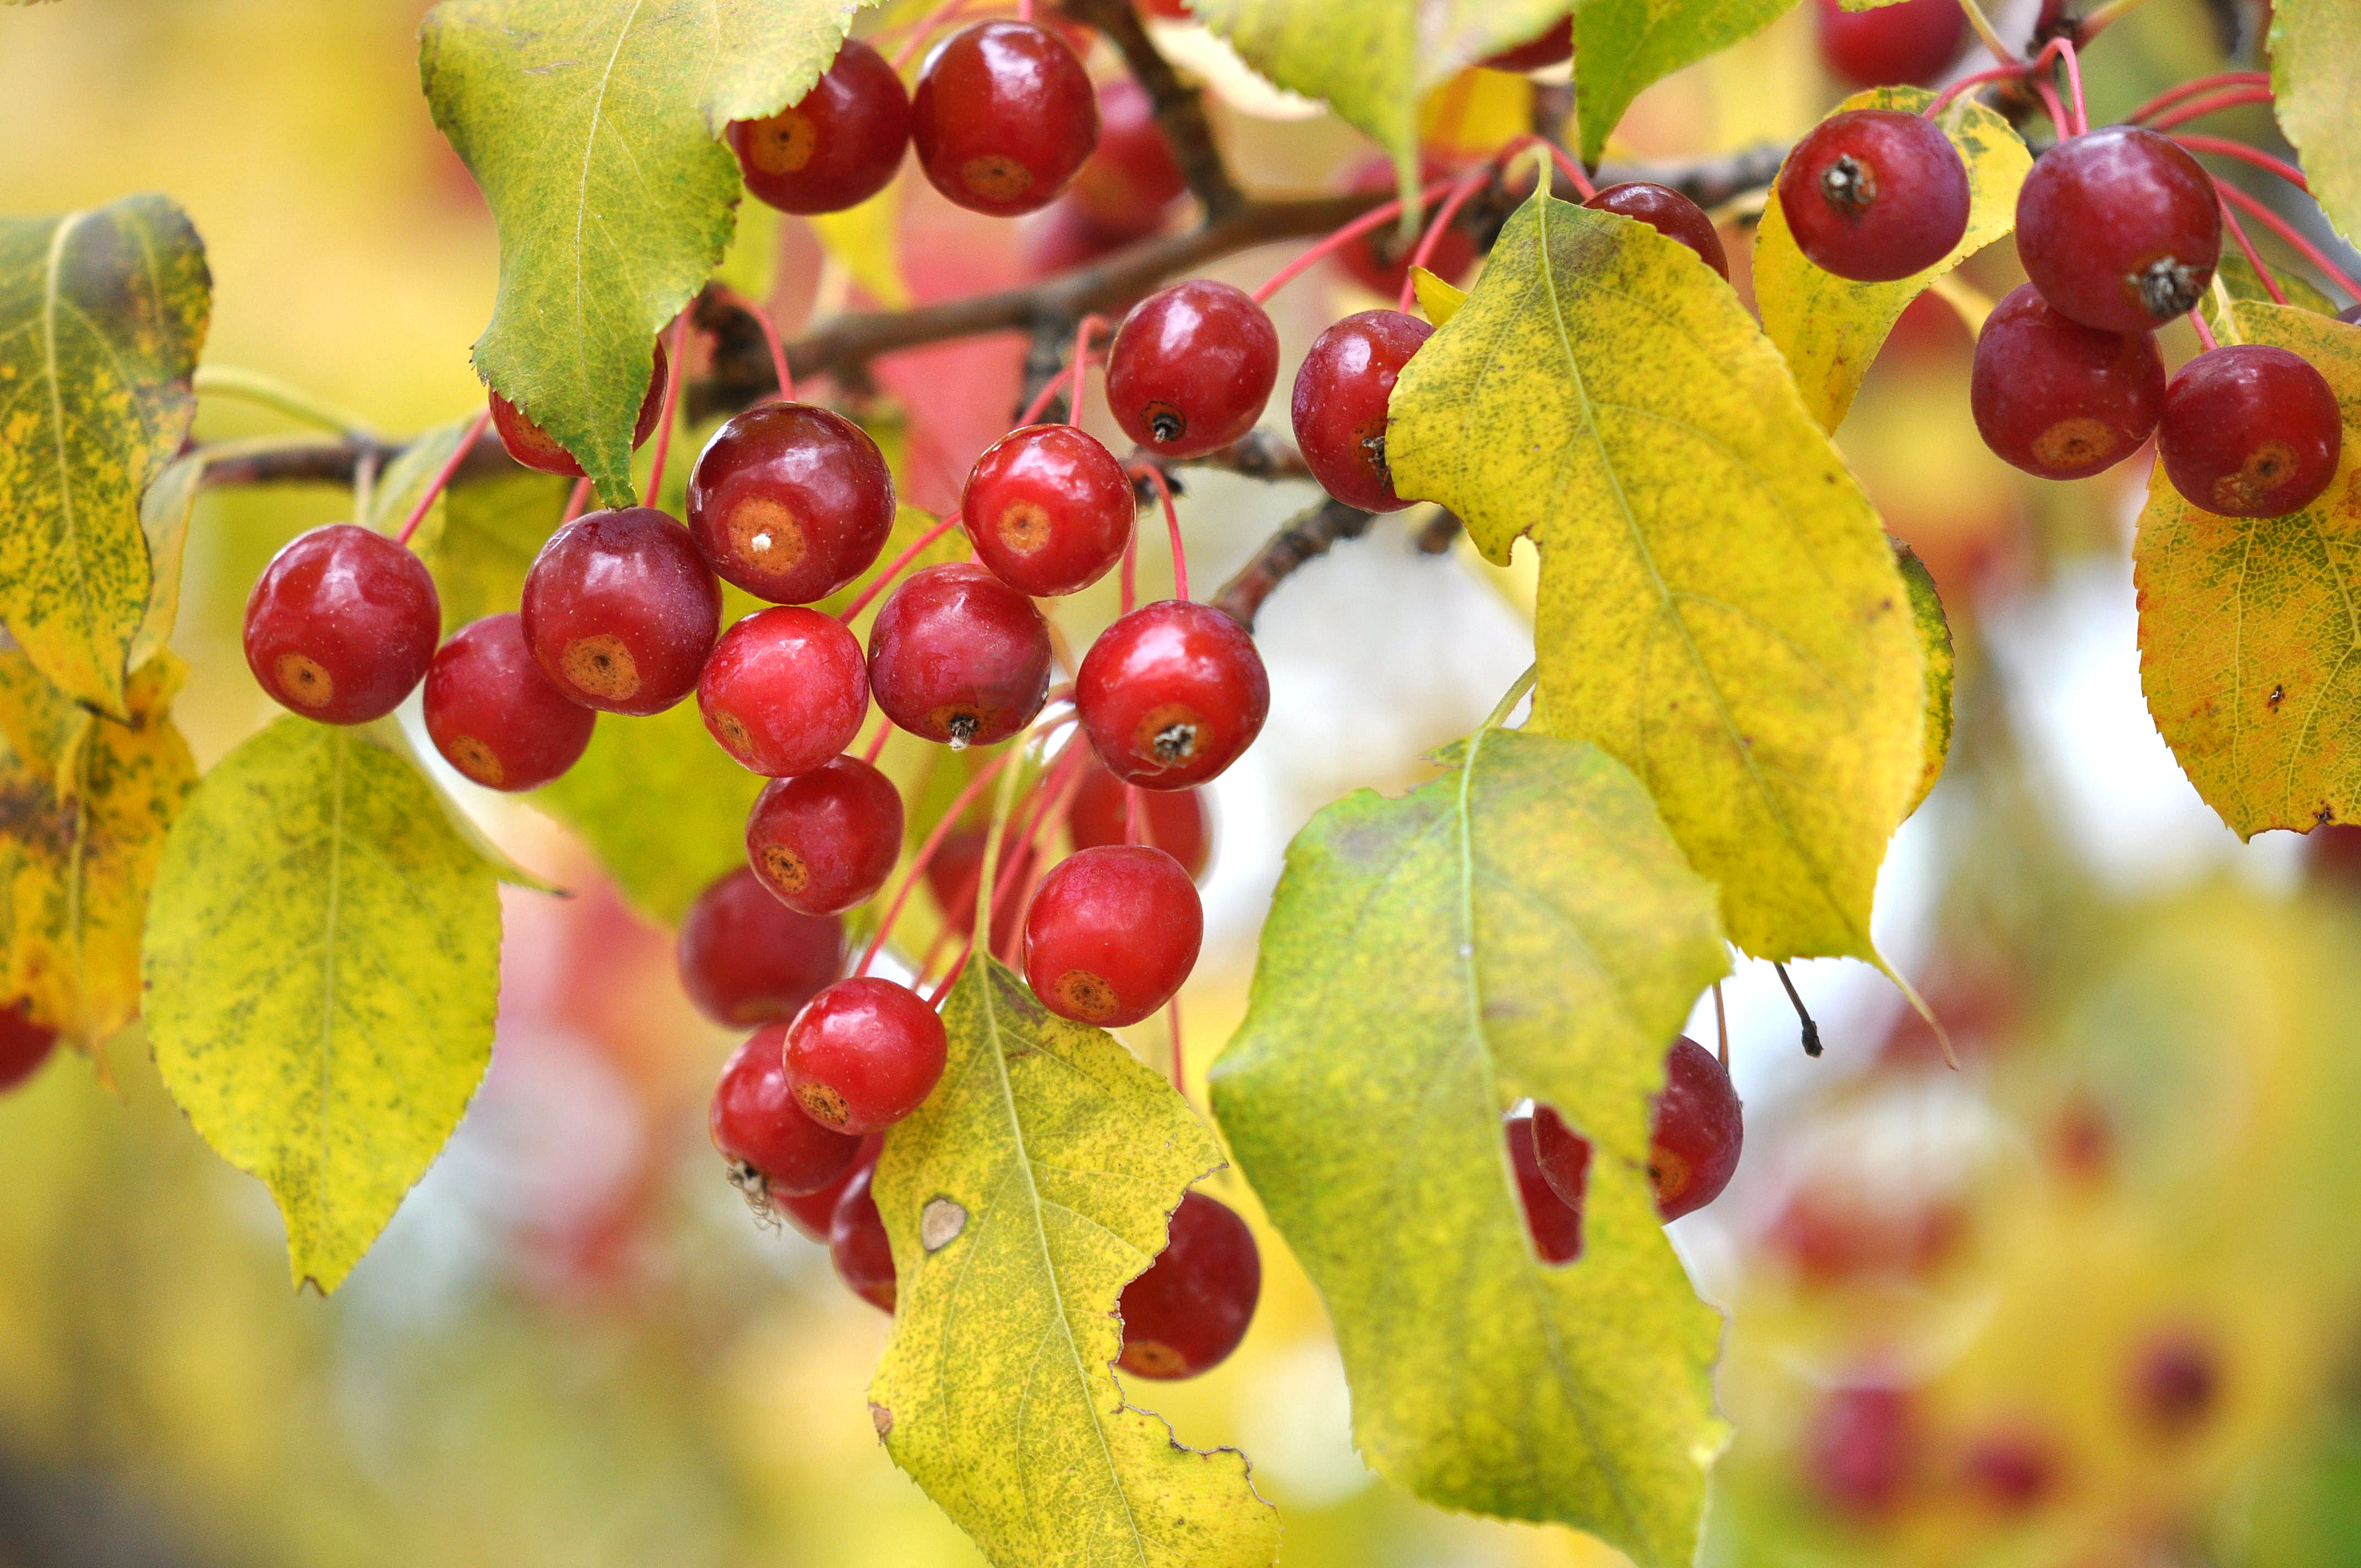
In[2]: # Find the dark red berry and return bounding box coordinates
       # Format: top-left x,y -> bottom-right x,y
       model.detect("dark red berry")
1583,182 -> 1730,279
677,865 -> 845,1028
1076,600 -> 1269,788
773,1133 -> 880,1242
925,824 -> 1035,960
911,20 -> 1098,217
710,1026 -> 864,1197
2158,344 -> 2342,516
1808,1382 -> 1916,1518
687,402 -> 897,605
1504,1110 -> 1584,1264
868,563 -> 1053,747
745,755 -> 905,915
1970,282 -> 2166,480
1528,1103 -> 1592,1216
520,507 -> 720,715
728,38 -> 910,216
243,524 -> 440,725
830,1160 -> 897,1311
1479,16 -> 1573,71
697,607 -> 870,776
2017,127 -> 2221,334
1290,309 -> 1434,513
423,613 -> 595,791
1021,845 -> 1201,1026
2129,1327 -> 2221,1439
961,424 -> 1135,596
1336,154 -> 1479,297
1069,77 -> 1187,239
1777,108 -> 1970,282
488,339 -> 667,477
1648,1036 -> 1743,1219
1105,280 -> 1281,460
1814,0 -> 1966,88
1117,1190 -> 1260,1379
1067,752 -> 1210,879
0,1002 -> 58,1092
784,976 -> 948,1134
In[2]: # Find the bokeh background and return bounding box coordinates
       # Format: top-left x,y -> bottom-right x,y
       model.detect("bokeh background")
6,0 -> 2360,1564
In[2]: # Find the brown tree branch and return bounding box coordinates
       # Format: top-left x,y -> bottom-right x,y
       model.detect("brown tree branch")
1057,0 -> 1243,220
1211,498 -> 1377,629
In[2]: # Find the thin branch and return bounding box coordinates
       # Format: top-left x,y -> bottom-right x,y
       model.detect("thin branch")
1059,0 -> 1243,220
1211,497 -> 1378,629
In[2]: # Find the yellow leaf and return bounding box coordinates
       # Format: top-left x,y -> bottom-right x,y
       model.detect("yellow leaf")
808,183 -> 911,310
0,650 -> 194,1050
1755,87 -> 2030,433
1418,67 -> 1533,160
145,718 -> 502,1291
2272,0 -> 2361,249
2134,302 -> 2361,838
1411,265 -> 1468,326
869,957 -> 1280,1568
1896,539 -> 1953,816
1389,191 -> 1924,962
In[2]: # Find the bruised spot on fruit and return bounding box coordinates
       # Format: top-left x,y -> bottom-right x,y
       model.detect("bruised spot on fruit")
2215,439 -> 2299,513
795,1080 -> 851,1128
920,1196 -> 967,1251
2132,255 -> 2206,322
746,108 -> 818,173
2033,416 -> 2118,472
727,496 -> 808,571
447,734 -> 504,788
561,634 -> 640,700
869,1402 -> 893,1438
928,705 -> 983,749
1051,969 -> 1120,1021
713,710 -> 754,758
996,499 -> 1053,554
1820,153 -> 1875,216
1141,400 -> 1187,447
961,154 -> 1032,202
760,843 -> 810,894
1119,1338 -> 1188,1378
1133,701 -> 1203,767
1649,1147 -> 1694,1208
273,652 -> 334,710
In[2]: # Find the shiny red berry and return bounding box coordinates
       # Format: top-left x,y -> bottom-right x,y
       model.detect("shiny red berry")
1777,108 -> 1970,282
1066,752 -> 1210,879
687,402 -> 897,605
697,607 -> 870,777
710,1026 -> 864,1197
868,563 -> 1053,747
0,1002 -> 58,1092
1645,1036 -> 1743,1219
2017,127 -> 2220,335
1105,280 -> 1280,460
676,866 -> 845,1028
745,755 -> 905,916
243,524 -> 440,725
1504,1110 -> 1583,1264
830,1161 -> 897,1311
1813,0 -> 1965,88
911,20 -> 1098,217
961,424 -> 1136,596
1584,182 -> 1730,279
1970,282 -> 2166,480
1479,16 -> 1573,71
784,976 -> 948,1134
2158,344 -> 2342,516
1336,154 -> 1479,298
1290,309 -> 1434,512
1021,845 -> 1202,1026
520,507 -> 720,715
773,1132 -> 880,1242
1117,1190 -> 1260,1379
728,38 -> 910,216
488,339 -> 667,477
1076,600 -> 1269,788
1070,77 -> 1187,239
422,613 -> 595,791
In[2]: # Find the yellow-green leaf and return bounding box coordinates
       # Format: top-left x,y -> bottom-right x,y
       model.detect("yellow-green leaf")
130,450 -> 204,674
809,184 -> 912,311
2134,302 -> 2361,838
145,718 -> 502,1292
1210,726 -> 1729,1567
419,0 -> 884,507
1411,265 -> 1467,326
365,418 -> 470,540
0,195 -> 209,715
0,649 -> 194,1049
1756,88 -> 2029,432
2202,247 -> 2341,335
2272,0 -> 2361,249
1574,0 -> 1795,164
418,463 -> 572,636
868,957 -> 1280,1568
1895,538 -> 1952,815
1388,192 -> 1924,962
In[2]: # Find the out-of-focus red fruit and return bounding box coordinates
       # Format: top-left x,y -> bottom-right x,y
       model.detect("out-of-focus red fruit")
1479,17 -> 1573,72
1960,1425 -> 2060,1512
1767,1186 -> 1968,1282
1807,1382 -> 1917,1518
1070,78 -> 1187,240
1814,0 -> 1968,89
2129,1327 -> 2222,1440
0,1002 -> 58,1092
924,824 -> 1036,962
1336,154 -> 1478,297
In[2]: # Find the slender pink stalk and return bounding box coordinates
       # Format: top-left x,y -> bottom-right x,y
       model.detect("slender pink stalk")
839,511 -> 965,622
2145,88 -> 2276,133
2029,76 -> 2072,141
644,313 -> 692,502
561,475 -> 594,525
856,745 -> 1023,977
1251,177 -> 1460,306
1133,462 -> 1187,601
2171,132 -> 2310,192
712,282 -> 795,402
2214,197 -> 2288,304
2128,70 -> 2271,126
860,716 -> 893,766
396,407 -> 491,546
1067,312 -> 1107,427
1167,995 -> 1184,1095
1124,783 -> 1144,845
926,950 -> 971,1008
1119,531 -> 1138,616
2218,182 -> 2361,303
1398,161 -> 1495,313
1925,64 -> 2023,117
2054,37 -> 2087,135
2189,308 -> 2218,351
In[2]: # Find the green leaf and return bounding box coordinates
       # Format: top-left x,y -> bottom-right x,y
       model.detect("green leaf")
1574,0 -> 1797,165
1755,88 -> 2029,432
0,648 -> 195,1050
868,957 -> 1281,1568
145,718 -> 502,1291
0,195 -> 209,715
2272,0 -> 2361,249
1209,726 -> 1729,1567
1388,192 -> 1924,962
419,463 -> 572,636
1894,539 -> 1951,816
2134,302 -> 2361,838
2202,248 -> 2341,334
419,0 -> 882,507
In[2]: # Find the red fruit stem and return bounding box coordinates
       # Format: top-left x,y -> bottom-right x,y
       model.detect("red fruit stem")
712,282 -> 796,404
2214,199 -> 2288,304
2217,182 -> 2361,304
561,476 -> 594,525
645,312 -> 693,502
1133,461 -> 1188,600
1124,783 -> 1145,846
2143,88 -> 2277,134
396,406 -> 491,546
2127,71 -> 2272,126
1119,531 -> 1138,616
1397,161 -> 1498,314
1068,312 -> 1108,427
2170,133 -> 2310,193
860,716 -> 894,766
2053,37 -> 2087,137
925,950 -> 970,1007
839,511 -> 966,622
856,744 -> 1024,978
1922,34 -> 2085,129
1250,175 -> 1461,306
2027,75 -> 2071,141
890,0 -> 979,70
2189,308 -> 2218,352
1924,66 -> 2020,118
